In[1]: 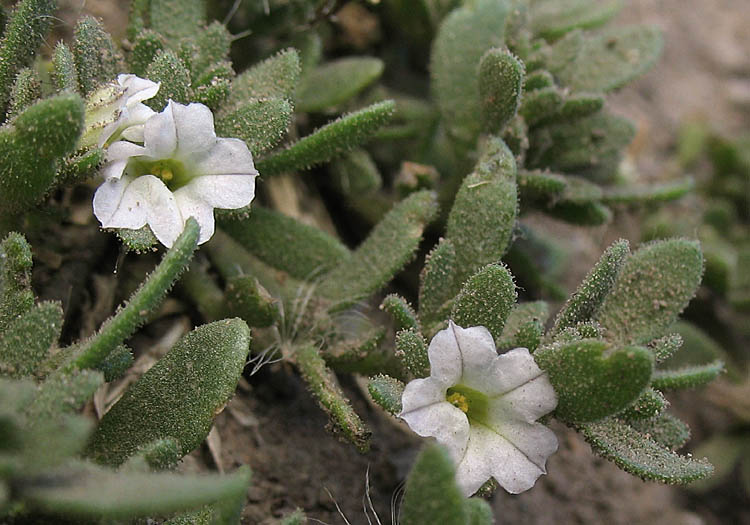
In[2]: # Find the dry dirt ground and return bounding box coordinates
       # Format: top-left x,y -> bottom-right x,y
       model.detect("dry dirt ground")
50,0 -> 750,523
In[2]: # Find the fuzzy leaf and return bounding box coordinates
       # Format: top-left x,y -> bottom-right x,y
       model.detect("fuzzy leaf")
0,232 -> 34,332
395,328 -> 429,378
330,148 -> 382,196
0,301 -> 62,378
55,147 -> 105,187
25,462 -> 251,520
95,344 -> 133,382
6,67 -> 40,120
51,42 -> 78,92
318,190 -> 437,307
465,497 -> 494,525
0,93 -> 85,214
528,112 -> 635,183
478,48 -> 524,134
550,239 -> 630,337
219,206 -> 350,280
445,136 -> 518,291
0,0 -> 55,118
595,239 -> 704,345
296,344 -> 370,452
228,48 -> 300,106
400,445 -> 467,525
124,437 -> 182,472
87,318 -> 250,466
150,0 -> 205,42
225,275 -> 278,327
551,25 -> 663,93
257,100 -> 395,176
130,30 -> 165,77
601,178 -> 695,205
190,22 -> 232,79
652,361 -> 724,391
520,86 -> 563,127
649,333 -> 683,364
73,17 -> 121,95
535,339 -> 653,423
581,417 -> 712,483
451,263 -> 517,344
145,50 -> 191,110
381,294 -> 420,332
69,218 -> 199,371
27,369 -> 104,419
368,374 -> 404,415
418,238 -> 457,329
431,0 -> 510,147
628,412 -> 691,450
618,388 -> 667,421
530,0 -> 623,40
501,301 -> 550,339
215,98 -> 292,157
297,57 -> 384,113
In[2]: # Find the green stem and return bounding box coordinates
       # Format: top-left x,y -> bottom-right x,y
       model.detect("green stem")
67,218 -> 200,371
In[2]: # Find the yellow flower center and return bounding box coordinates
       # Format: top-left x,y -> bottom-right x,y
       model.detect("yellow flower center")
151,161 -> 174,182
447,391 -> 470,413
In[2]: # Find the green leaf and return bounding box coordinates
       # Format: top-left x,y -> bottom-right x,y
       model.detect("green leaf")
550,25 -> 663,93
534,339 -> 653,423
87,318 -> 251,466
648,333 -> 683,364
297,57 -> 384,113
581,417 -> 713,483
520,86 -> 563,127
116,226 -> 158,253
51,42 -> 78,92
451,263 -> 517,344
419,238 -> 457,329
329,148 -> 382,196
0,302 -> 63,378
219,206 -> 350,280
129,30 -> 165,77
6,67 -> 40,121
225,275 -> 278,327
145,50 -> 192,110
150,0 -> 205,42
257,100 -> 395,176
500,301 -> 550,339
431,0 -> 510,147
0,93 -> 85,214
296,344 -> 370,452
25,462 -> 251,520
617,388 -> 667,421
465,497 -> 494,525
550,239 -> 630,337
27,368 -> 104,419
367,374 -> 404,415
69,218 -> 200,372
190,21 -> 232,80
400,445 -> 467,525
628,412 -> 691,450
478,48 -> 524,134
652,361 -> 724,391
318,190 -> 437,307
395,328 -> 429,378
0,232 -> 34,332
528,112 -> 635,183
228,48 -> 300,107
73,16 -> 121,96
601,178 -> 695,205
595,239 -> 704,345
0,0 -> 55,118
381,294 -> 420,332
94,344 -> 133,382
54,146 -> 105,187
530,0 -> 623,40
215,98 -> 292,157
123,437 -> 182,472
445,136 -> 517,291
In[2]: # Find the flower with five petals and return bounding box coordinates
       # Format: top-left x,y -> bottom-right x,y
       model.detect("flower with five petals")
399,322 -> 558,496
93,100 -> 258,247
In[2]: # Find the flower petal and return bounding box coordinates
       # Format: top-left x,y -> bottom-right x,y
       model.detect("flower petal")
178,174 -> 256,209
482,347 -> 552,399
400,397 -> 470,465
488,372 -> 557,424
455,421 -> 557,496
96,174 -> 183,248
191,138 -> 257,176
101,141 -> 147,179
173,188 -> 216,245
118,74 -> 160,105
450,323 -> 501,392
426,322 -> 464,386
143,101 -> 178,158
93,174 -> 132,225
400,376 -> 449,413
170,101 -> 217,155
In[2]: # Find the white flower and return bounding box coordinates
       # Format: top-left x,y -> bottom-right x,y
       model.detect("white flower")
80,74 -> 160,148
93,100 -> 258,247
399,321 -> 558,497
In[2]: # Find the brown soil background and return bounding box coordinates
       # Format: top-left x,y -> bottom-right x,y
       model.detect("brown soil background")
49,0 -> 750,523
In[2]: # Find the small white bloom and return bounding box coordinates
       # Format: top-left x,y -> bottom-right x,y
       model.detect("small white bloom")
93,100 -> 258,247
399,321 -> 558,497
80,74 -> 160,148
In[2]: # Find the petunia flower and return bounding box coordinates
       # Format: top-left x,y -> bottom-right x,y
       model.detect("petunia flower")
93,100 -> 258,248
80,74 -> 161,148
399,321 -> 558,497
